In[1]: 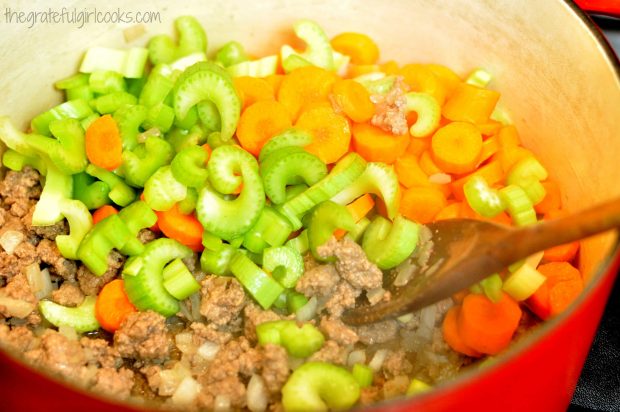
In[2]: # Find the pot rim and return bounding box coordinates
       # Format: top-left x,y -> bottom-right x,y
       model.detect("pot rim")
1,1 -> 619,410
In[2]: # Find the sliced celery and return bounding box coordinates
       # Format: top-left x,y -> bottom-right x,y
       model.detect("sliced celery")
465,68 -> 492,88
405,92 -> 441,138
362,215 -> 420,270
352,364 -> 374,388
143,166 -> 187,211
307,201 -> 355,262
499,184 -> 537,226
263,246 -> 304,288
463,175 -> 505,218
280,20 -> 334,72
162,258 -> 200,300
55,199 -> 93,260
503,264 -> 546,301
39,296 -> 100,333
258,128 -> 313,162
80,47 -> 148,78
229,251 -> 284,309
227,55 -> 279,78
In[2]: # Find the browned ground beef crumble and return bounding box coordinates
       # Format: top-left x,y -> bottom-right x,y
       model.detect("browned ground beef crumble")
0,167 -> 471,410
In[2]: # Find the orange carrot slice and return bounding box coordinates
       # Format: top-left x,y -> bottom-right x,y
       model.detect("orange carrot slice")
156,204 -> 204,252
400,186 -> 447,224
431,121 -> 483,174
334,194 -> 375,239
351,122 -> 409,164
236,100 -> 292,156
331,79 -> 375,123
296,104 -> 351,164
442,306 -> 483,357
85,114 -> 123,171
400,64 -> 447,106
233,76 -> 275,110
92,205 -> 118,225
330,32 -> 380,65
277,66 -> 338,120
442,82 -> 500,125
95,279 -> 137,333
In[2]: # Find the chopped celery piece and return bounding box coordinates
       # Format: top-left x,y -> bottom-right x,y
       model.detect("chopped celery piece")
480,273 -> 503,303
200,243 -> 236,276
2,149 -> 47,174
215,41 -> 249,67
287,291 -> 309,314
464,175 -> 506,218
39,296 -> 99,333
169,52 -> 208,73
80,46 -> 149,78
355,74 -> 395,95
32,161 -> 73,226
362,215 -> 419,270
148,16 -> 207,65
256,320 -> 325,358
178,187 -> 198,214
499,184 -> 537,226
242,207 -> 293,253
346,216 -> 371,243
280,20 -> 334,72
227,55 -> 279,78
113,104 -> 148,150
405,92 -> 441,138
143,166 -> 187,211
229,252 -> 284,309
503,264 -> 546,301
72,172 -> 110,210
331,162 -> 400,219
86,164 -> 136,207
66,85 -> 94,102
89,70 -> 126,94
94,92 -> 137,114
509,251 -> 544,273
0,116 -> 39,157
258,128 -> 313,162
55,199 -> 93,260
506,156 -> 549,205
162,258 -> 200,300
196,101 -> 222,133
263,246 -> 304,288
286,230 -> 309,255
117,200 -> 158,256
55,73 -> 89,90
171,145 -> 209,188
281,362 -> 360,412
121,136 -> 174,188
30,99 -> 93,136
308,201 -> 355,262
352,364 -> 374,388
465,68 -> 492,88
407,378 -> 432,396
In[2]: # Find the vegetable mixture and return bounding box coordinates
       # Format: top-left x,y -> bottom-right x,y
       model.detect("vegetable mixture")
0,16 -> 584,411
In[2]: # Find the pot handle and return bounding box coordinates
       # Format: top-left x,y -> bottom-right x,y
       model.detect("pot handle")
574,0 -> 620,18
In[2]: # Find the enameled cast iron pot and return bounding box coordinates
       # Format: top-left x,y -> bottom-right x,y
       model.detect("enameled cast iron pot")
0,0 -> 619,411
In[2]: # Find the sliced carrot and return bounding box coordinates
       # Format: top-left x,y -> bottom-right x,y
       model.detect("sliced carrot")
536,261 -> 584,316
334,194 -> 375,239
380,60 -> 400,75
431,121 -> 483,174
92,205 -> 118,225
330,79 -> 375,123
534,181 -> 562,214
347,64 -> 380,78
477,120 -> 502,137
95,279 -> 137,333
85,114 -> 123,171
351,122 -> 409,164
400,186 -> 447,224
496,125 -> 520,149
442,82 -> 500,125
406,136 -> 431,156
265,74 -> 285,95
493,145 -> 535,174
543,241 -> 580,263
233,76 -> 275,110
425,64 -> 462,97
537,261 -> 583,287
201,143 -> 212,163
435,202 -> 462,221
525,281 -> 552,320
419,150 -> 444,176
459,201 -> 512,225
156,204 -> 204,252
236,100 -> 292,156
478,135 -> 500,165
458,292 -> 522,355
400,64 -> 447,106
442,306 -> 483,358
395,153 -> 429,188
295,104 -> 351,164
451,160 -> 504,201
277,66 -> 338,120
330,32 -> 380,65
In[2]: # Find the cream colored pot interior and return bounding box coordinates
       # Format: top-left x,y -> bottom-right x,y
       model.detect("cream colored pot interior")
1,0 -> 619,280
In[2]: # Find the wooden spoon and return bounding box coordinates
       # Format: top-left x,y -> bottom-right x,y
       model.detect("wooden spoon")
342,198 -> 620,325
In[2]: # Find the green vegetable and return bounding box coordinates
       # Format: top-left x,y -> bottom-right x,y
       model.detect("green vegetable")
227,55 -> 279,78
121,136 -> 174,188
362,215 -> 420,269
465,68 -> 492,88
285,230 -> 309,255
143,166 -> 187,211
162,258 -> 200,300
229,251 -> 284,309
144,103 -> 176,132
170,145 -> 209,188
355,74 -> 396,95
331,162 -> 400,220
30,99 -> 93,136
2,149 -> 47,174
463,175 -> 505,218
55,199 -> 93,260
32,161 -> 73,226
281,362 -> 360,412
66,85 -> 94,102
307,201 -> 355,262
116,200 -> 158,256
258,128 -> 313,162
197,145 -> 265,241
242,207 -> 293,253
502,263 -> 546,301
200,243 -> 237,276
72,172 -> 111,210
39,296 -> 100,333
347,216 -> 371,243
196,101 -> 222,133
123,238 -> 192,316
94,92 -> 137,115
256,320 -> 325,358
281,20 -> 334,72
479,273 -> 503,304
352,364 -> 374,388
215,41 -> 249,67
89,70 -> 126,94
499,184 -> 537,226
178,187 -> 199,214
407,378 -> 431,396
405,92 -> 441,138
80,47 -> 149,78
55,73 -> 90,90
86,164 -> 136,207
506,156 -> 548,205
148,16 -> 207,65
286,291 -> 309,314
113,104 -> 148,150
173,61 -> 241,142
263,246 -> 304,288
139,65 -> 176,108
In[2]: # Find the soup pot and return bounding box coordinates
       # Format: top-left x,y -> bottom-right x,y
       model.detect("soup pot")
0,0 -> 619,411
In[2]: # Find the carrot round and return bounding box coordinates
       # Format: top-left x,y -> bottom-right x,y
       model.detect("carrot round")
442,306 -> 483,357
458,292 -> 522,355
330,32 -> 380,65
548,278 -> 583,316
277,66 -> 338,120
95,279 -> 137,333
295,104 -> 351,164
395,153 -> 429,188
534,181 -> 562,214
431,121 -> 483,174
265,74 -> 285,95
442,82 -> 500,125
331,79 -> 375,123
156,203 -> 204,252
85,114 -> 123,171
425,63 -> 462,96
399,186 -> 447,224
435,202 -> 462,221
92,205 -> 118,225
528,262 -> 584,318
236,100 -> 292,156
400,64 -> 447,106
233,76 -> 275,110
351,123 -> 409,164
543,241 -> 580,263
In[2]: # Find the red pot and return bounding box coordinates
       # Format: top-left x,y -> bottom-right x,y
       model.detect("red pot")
0,1 -> 619,411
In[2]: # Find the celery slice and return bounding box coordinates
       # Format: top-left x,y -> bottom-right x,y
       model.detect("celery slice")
405,92 -> 441,138
229,252 -> 284,309
143,166 -> 187,211
362,215 -> 420,270
80,47 -> 148,78
263,246 -> 304,289
503,264 -> 546,301
227,55 -> 279,78
39,296 -> 100,333
162,258 -> 200,300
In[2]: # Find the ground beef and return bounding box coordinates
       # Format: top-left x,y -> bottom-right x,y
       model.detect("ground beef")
319,316 -> 359,345
137,228 -> 157,244
359,386 -> 381,406
22,205 -> 68,241
324,281 -> 360,317
37,238 -> 77,281
382,375 -> 410,399
24,330 -> 86,382
1,272 -> 36,304
200,276 -> 247,326
243,302 -> 281,343
370,76 -> 409,136
260,343 -> 289,394
81,337 -> 123,369
92,367 -> 135,399
0,168 -> 42,218
0,324 -> 37,352
114,311 -> 170,362
317,237 -> 383,290
77,250 -> 124,295
190,322 -> 233,345
51,282 -> 84,307
0,240 -> 38,280
295,263 -> 340,298
383,349 -> 413,378
308,340 -> 349,365
355,319 -> 399,345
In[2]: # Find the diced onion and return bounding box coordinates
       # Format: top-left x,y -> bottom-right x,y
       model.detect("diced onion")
214,395 -> 232,412
0,295 -> 35,318
296,296 -> 318,322
347,349 -> 367,367
397,313 -> 414,324
197,341 -> 220,361
246,374 -> 268,412
366,287 -> 386,305
428,173 -> 452,184
393,259 -> 416,287
171,376 -> 201,406
368,349 -> 389,371
25,264 -> 53,300
0,230 -> 24,255
175,332 -> 195,355
58,324 -> 78,341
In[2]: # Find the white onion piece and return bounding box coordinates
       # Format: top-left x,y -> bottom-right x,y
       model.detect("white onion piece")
368,349 -> 389,372
175,332 -> 195,354
26,264 -> 53,300
214,395 -> 232,412
420,305 -> 437,329
393,260 -> 416,287
171,376 -> 201,406
295,296 -> 317,322
366,287 -> 385,305
0,230 -> 24,255
428,173 -> 452,184
347,349 -> 367,367
397,313 -> 414,324
247,374 -> 268,412
197,341 -> 220,361
0,296 -> 35,318
58,324 -> 78,341
158,369 -> 182,397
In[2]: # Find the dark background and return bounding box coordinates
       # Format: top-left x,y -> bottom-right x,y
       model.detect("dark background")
569,14 -> 620,412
